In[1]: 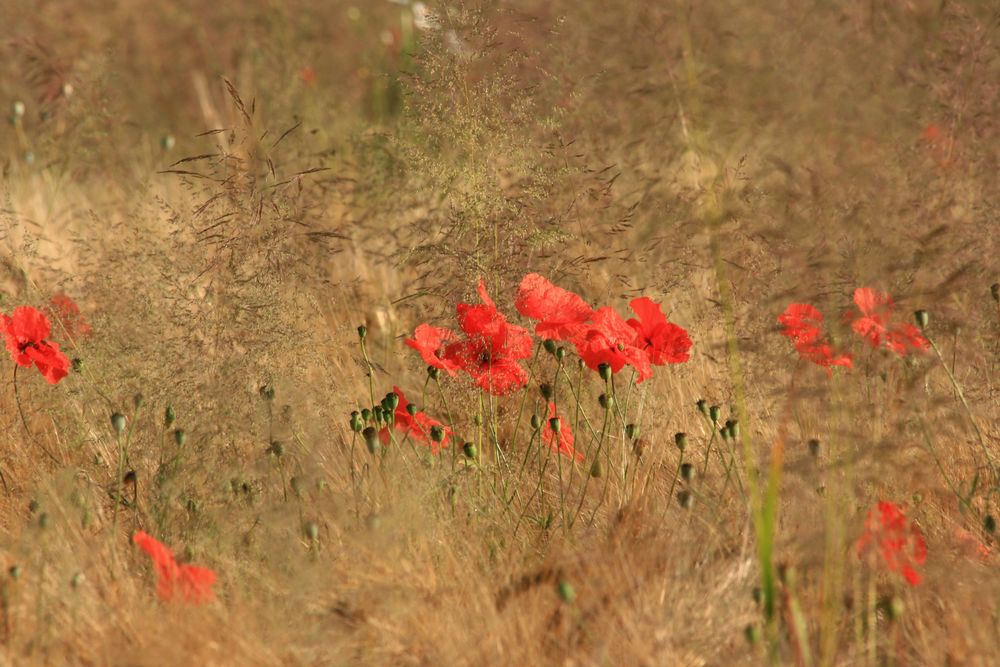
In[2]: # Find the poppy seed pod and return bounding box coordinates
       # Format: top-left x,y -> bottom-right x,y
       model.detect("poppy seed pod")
427,365 -> 440,380
9,565 -> 22,580
133,393 -> 145,409
914,310 -> 929,330
269,441 -> 285,457
164,405 -> 176,429
430,425 -> 445,443
160,134 -> 175,150
110,412 -> 127,434
676,489 -> 694,509
985,514 -> 997,534
543,339 -> 557,355
363,427 -> 380,454
720,426 -> 731,441
549,417 -> 562,434
71,357 -> 83,373
991,283 -> 1000,302
555,347 -> 566,361
473,413 -> 483,426
680,463 -> 695,481
624,423 -> 638,440
372,406 -> 384,424
304,521 -> 319,542
598,393 -> 613,410
386,392 -> 400,410
539,383 -> 553,400
725,419 -> 740,440
71,572 -> 85,589
590,459 -> 603,478
745,624 -> 761,645
696,399 -> 708,416
674,432 -> 688,451
463,442 -> 477,459
357,325 -> 367,341
598,363 -> 612,381
259,383 -> 275,401
530,414 -> 541,430
808,438 -> 820,457
406,403 -> 418,417
361,408 -> 372,423
709,405 -> 721,424
557,581 -> 576,604
350,411 -> 363,432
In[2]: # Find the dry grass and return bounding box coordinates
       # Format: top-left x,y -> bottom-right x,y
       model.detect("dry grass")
1,0 -> 999,664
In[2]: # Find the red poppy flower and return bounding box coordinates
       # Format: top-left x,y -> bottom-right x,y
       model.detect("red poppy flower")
378,385 -> 451,452
856,501 -> 927,586
848,288 -> 928,356
542,402 -> 583,462
626,297 -> 691,366
47,293 -> 92,340
572,307 -> 652,381
778,303 -> 853,373
133,531 -> 217,604
1,306 -> 71,385
447,281 -> 532,395
405,324 -> 461,376
515,274 -> 593,341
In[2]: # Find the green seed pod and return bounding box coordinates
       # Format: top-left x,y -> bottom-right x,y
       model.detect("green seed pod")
430,425 -> 445,443
173,429 -> 187,447
530,414 -> 541,430
598,393 -> 613,410
727,419 -> 740,440
269,441 -> 285,457
38,513 -> 50,530
9,565 -> 22,580
372,406 -> 384,424
71,572 -> 85,589
386,392 -> 400,410
71,357 -> 83,373
674,432 -> 688,452
549,417 -> 561,433
539,383 -> 553,401
304,521 -> 319,541
984,514 -> 997,534
914,310 -> 929,330
808,438 -> 820,457
363,427 -> 380,455
624,423 -> 638,440
680,463 -> 695,481
406,403 -> 418,417
473,413 -> 483,427
289,476 -> 302,497
696,399 -> 708,416
28,499 -> 39,514
744,624 -> 761,645
676,490 -> 694,509
557,581 -> 576,604
427,365 -> 440,380
357,325 -> 367,341
555,347 -> 566,361
361,408 -> 372,423
133,393 -> 145,410
720,426 -> 730,441
164,405 -> 176,428
598,363 -> 612,381
709,405 -> 721,424
110,412 -> 127,434
590,459 -> 603,478
463,442 -> 477,459
543,339 -> 557,355
160,134 -> 176,150
350,411 -> 363,432
991,283 -> 999,302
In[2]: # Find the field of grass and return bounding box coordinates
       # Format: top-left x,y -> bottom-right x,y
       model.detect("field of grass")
2,1 -> 999,664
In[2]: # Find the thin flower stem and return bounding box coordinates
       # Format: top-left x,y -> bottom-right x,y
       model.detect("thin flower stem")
359,338 -> 377,409
568,403 -> 610,529
12,365 -> 61,466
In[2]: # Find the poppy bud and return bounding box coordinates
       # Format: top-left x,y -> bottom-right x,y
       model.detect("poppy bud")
357,325 -> 367,341
361,408 -> 372,423
543,339 -> 557,355
674,432 -> 688,451
173,429 -> 187,446
557,581 -> 576,604
164,405 -> 176,428
110,412 -> 127,434
555,347 -> 566,361
590,459 -> 603,478
680,463 -> 695,481
363,427 -> 380,454
259,383 -> 275,401
9,565 -> 21,580
430,425 -> 445,443
992,283 -> 1000,302
427,366 -> 440,380
406,403 -> 418,417
549,417 -> 561,433
530,414 -> 541,430
598,393 -> 613,410
709,405 -> 721,424
463,442 -> 477,459
808,438 -> 820,457
598,363 -> 612,381
914,310 -> 929,330
385,392 -> 400,410
304,521 -> 319,542
696,399 -> 708,416
985,514 -> 997,534
676,489 -> 693,509
11,100 -> 25,118
350,411 -> 363,432
160,134 -> 176,150
539,383 -> 553,400
624,423 -> 638,440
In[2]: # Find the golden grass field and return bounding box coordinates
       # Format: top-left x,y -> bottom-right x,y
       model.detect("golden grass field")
2,1 -> 999,664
